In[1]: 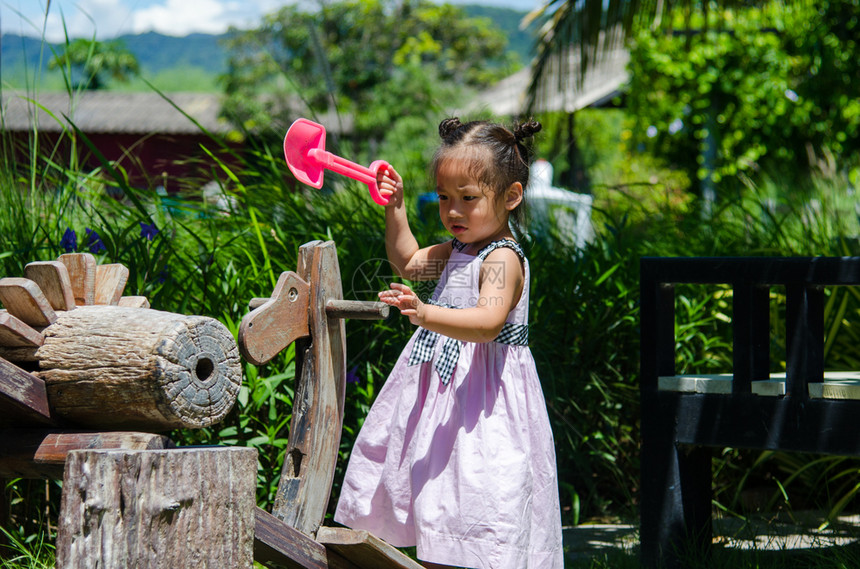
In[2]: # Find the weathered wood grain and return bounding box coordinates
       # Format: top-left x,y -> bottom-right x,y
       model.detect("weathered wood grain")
0,277 -> 57,327
94,263 -> 129,305
58,253 -> 96,306
0,355 -> 53,427
317,527 -> 424,569
0,311 -> 44,348
239,271 -> 310,365
36,305 -> 242,430
271,241 -> 346,536
253,507 -> 328,569
24,261 -> 75,311
0,429 -> 173,479
56,447 -> 256,569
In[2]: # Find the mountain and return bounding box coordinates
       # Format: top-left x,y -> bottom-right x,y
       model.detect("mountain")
0,5 -> 533,91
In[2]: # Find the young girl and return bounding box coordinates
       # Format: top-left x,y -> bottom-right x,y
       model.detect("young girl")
334,117 -> 563,569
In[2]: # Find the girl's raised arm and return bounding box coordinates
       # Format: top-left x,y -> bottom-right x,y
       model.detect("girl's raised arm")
379,246 -> 524,343
379,166 -> 452,281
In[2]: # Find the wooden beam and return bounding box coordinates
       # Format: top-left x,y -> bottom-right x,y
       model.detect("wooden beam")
0,356 -> 53,427
271,241 -> 346,535
317,527 -> 423,569
254,507 -> 327,569
0,430 -> 173,479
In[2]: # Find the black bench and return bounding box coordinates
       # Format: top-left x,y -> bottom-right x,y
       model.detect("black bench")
639,256 -> 860,568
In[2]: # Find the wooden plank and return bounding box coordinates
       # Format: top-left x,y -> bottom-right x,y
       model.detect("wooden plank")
0,311 -> 44,348
94,263 -> 129,305
317,527 -> 423,569
0,430 -> 173,479
239,271 -> 310,366
117,296 -> 150,308
0,356 -> 53,426
271,241 -> 346,535
24,261 -> 75,310
254,507 -> 327,569
58,252 -> 96,306
57,448 -> 257,569
0,278 -> 57,327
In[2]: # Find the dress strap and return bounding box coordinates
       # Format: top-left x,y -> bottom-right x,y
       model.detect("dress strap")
451,238 -> 467,252
476,239 -> 525,261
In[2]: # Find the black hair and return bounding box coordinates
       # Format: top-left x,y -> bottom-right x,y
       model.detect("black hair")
430,117 -> 542,229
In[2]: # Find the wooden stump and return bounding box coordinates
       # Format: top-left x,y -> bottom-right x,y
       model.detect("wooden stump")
56,447 -> 256,569
36,305 -> 241,430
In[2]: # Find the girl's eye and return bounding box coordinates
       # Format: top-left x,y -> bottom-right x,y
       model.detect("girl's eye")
437,194 -> 448,201
463,195 -> 477,201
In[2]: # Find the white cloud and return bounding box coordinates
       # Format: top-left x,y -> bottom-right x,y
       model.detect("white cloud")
131,0 -> 253,36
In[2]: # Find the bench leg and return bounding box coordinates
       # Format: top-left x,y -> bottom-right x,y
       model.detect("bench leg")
641,405 -> 712,568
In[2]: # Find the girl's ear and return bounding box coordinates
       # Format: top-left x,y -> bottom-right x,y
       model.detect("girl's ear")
504,182 -> 523,211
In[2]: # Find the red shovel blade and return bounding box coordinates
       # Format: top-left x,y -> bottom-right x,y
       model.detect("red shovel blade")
284,118 -> 326,188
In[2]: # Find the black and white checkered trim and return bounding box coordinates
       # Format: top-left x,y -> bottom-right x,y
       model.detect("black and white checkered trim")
408,312 -> 529,386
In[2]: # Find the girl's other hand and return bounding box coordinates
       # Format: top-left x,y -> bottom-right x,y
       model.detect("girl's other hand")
378,166 -> 404,207
378,282 -> 423,326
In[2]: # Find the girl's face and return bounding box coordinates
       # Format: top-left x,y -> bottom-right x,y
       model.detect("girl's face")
435,157 -> 521,249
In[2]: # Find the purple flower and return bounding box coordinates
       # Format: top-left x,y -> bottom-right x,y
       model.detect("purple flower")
139,221 -> 159,241
85,228 -> 106,253
60,228 -> 77,252
157,269 -> 170,284
346,365 -> 361,384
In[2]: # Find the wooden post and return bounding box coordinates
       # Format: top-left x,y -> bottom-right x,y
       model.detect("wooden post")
271,241 -> 346,536
56,447 -> 257,569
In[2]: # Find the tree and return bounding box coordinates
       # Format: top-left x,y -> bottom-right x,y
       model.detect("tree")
219,0 -> 517,142
49,38 -> 140,90
525,0 -> 754,108
625,2 -> 860,187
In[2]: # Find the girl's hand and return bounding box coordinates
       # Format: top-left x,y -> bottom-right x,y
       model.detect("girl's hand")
378,282 -> 423,326
378,166 -> 404,207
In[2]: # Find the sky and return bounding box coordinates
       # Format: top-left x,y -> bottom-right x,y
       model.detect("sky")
1,0 -> 542,42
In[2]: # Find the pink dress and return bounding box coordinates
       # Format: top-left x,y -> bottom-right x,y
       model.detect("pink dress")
334,239 -> 563,569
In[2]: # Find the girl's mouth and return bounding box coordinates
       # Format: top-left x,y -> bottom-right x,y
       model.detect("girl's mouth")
450,224 -> 466,234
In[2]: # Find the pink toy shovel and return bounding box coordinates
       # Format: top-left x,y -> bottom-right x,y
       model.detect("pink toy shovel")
284,118 -> 390,205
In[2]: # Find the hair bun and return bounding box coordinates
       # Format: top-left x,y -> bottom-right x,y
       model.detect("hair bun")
439,117 -> 463,139
514,120 -> 542,142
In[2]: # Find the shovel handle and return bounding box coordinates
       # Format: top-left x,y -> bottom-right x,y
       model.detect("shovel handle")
307,149 -> 390,206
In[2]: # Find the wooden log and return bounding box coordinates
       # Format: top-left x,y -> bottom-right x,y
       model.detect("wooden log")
254,507 -> 328,569
271,241 -> 346,536
0,429 -> 173,479
325,299 -> 389,321
94,264 -> 129,305
24,261 -> 75,311
36,305 -> 241,430
56,447 -> 256,569
58,253 -> 96,306
0,278 -> 57,327
0,356 -> 53,427
247,297 -> 390,321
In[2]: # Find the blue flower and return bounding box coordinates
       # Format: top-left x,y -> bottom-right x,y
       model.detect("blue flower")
85,228 -> 106,254
346,365 -> 361,384
60,228 -> 77,252
139,221 -> 159,241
